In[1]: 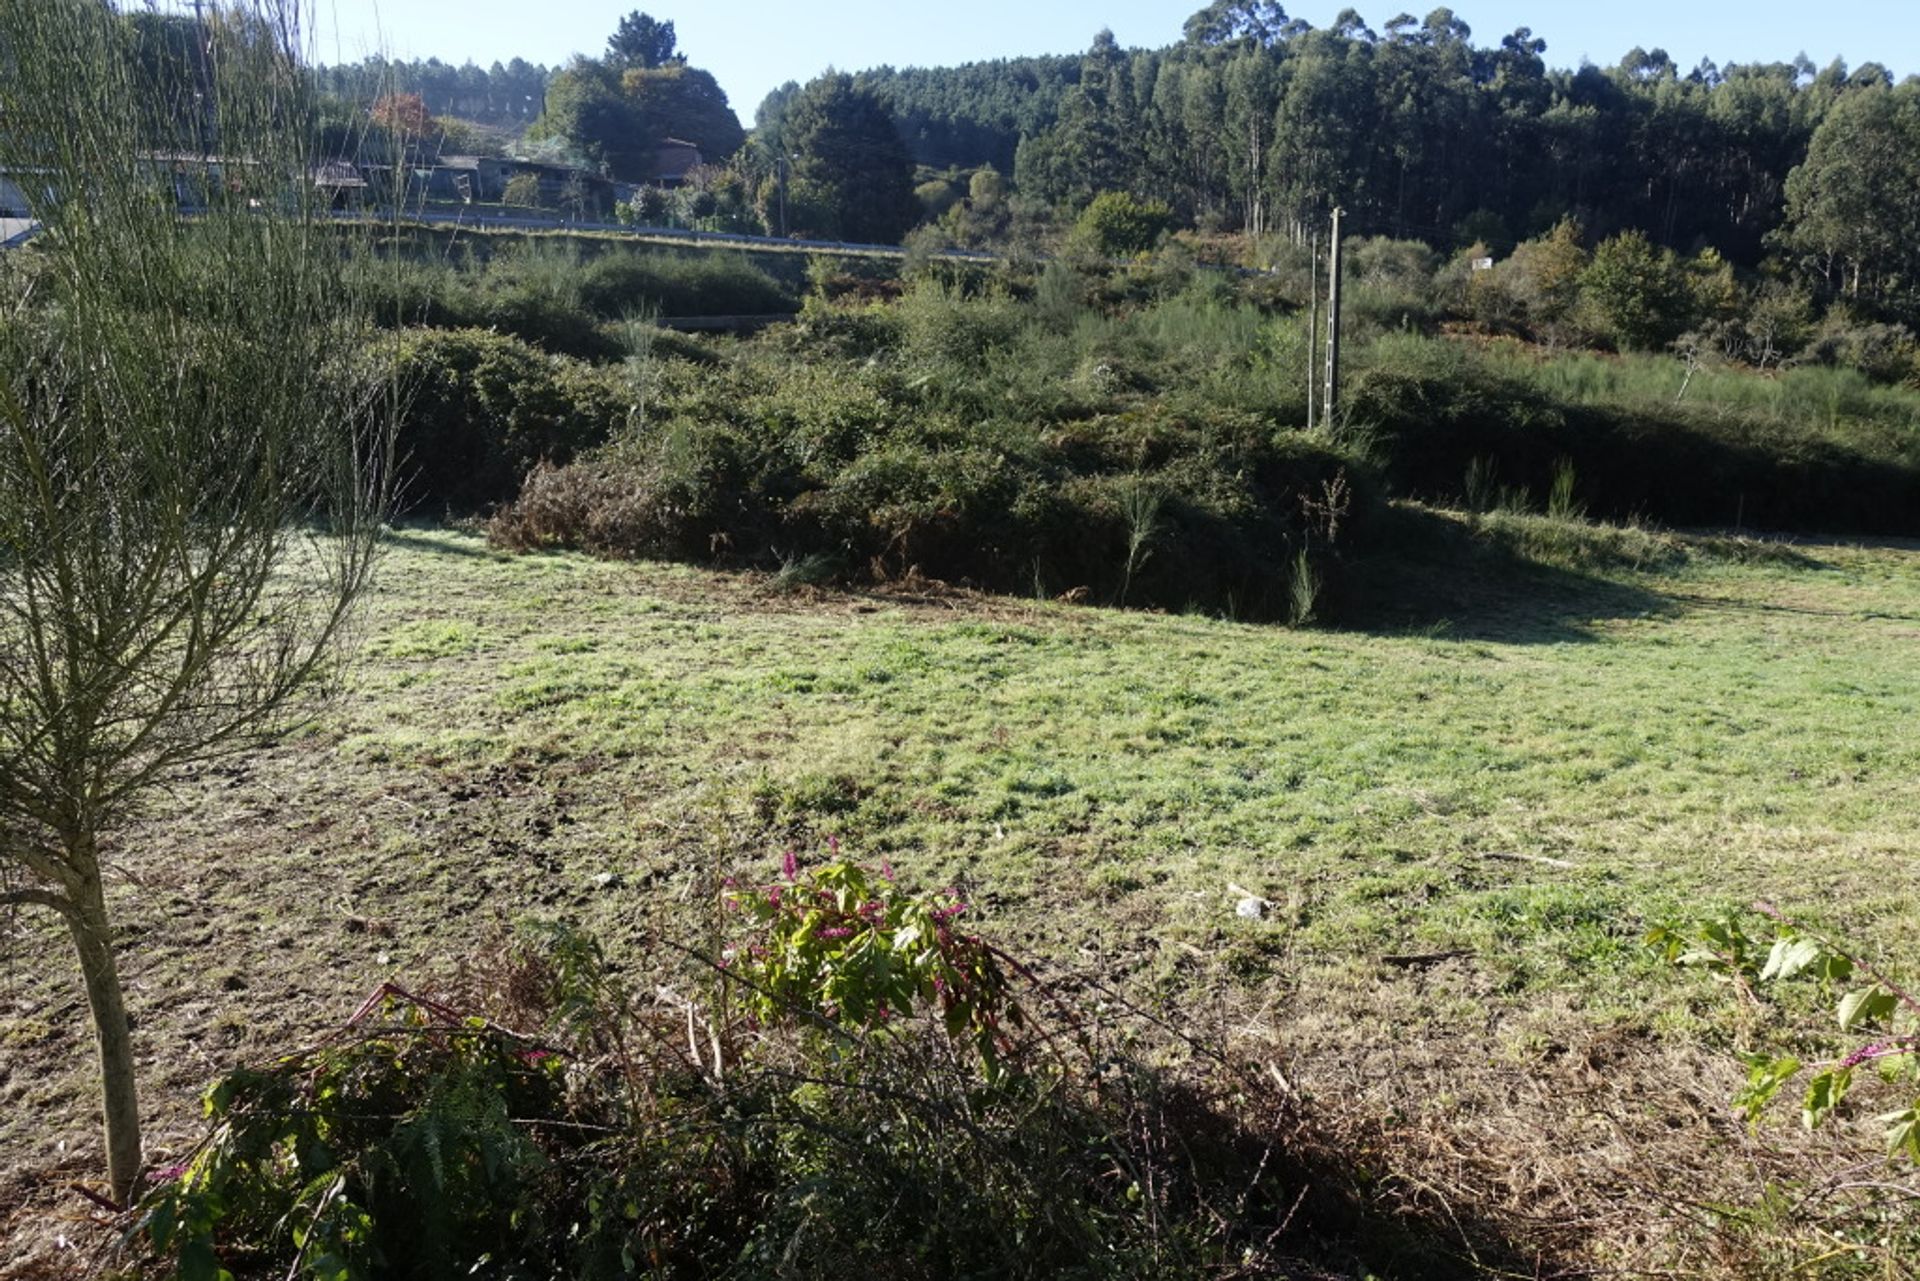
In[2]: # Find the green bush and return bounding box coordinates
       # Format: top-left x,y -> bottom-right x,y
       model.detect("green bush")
1801,308 -> 1918,384
142,906 -> 1313,1279
360,247 -> 796,361
1579,230 -> 1693,352
493,338 -> 1363,620
497,270 -> 1920,613
388,328 -> 633,512
576,250 -> 796,319
893,278 -> 1025,373
1072,191 -> 1173,258
1341,236 -> 1441,337
362,255 -> 621,362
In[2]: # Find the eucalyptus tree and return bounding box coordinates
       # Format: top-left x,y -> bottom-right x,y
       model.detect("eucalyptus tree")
0,0 -> 392,1208
1779,80 -> 1920,307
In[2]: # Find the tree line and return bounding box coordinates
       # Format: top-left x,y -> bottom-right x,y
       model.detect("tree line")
299,3 -> 1920,319
315,56 -> 556,128
830,4 -> 1919,319
852,5 -> 1883,258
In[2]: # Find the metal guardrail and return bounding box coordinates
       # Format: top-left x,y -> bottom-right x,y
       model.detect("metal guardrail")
350,206 -> 1000,263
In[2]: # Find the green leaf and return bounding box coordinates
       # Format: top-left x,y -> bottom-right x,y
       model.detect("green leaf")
1761,935 -> 1826,983
1876,1053 -> 1917,1083
1882,1107 -> 1920,1162
177,1238 -> 233,1281
1733,1054 -> 1800,1123
1838,986 -> 1899,1032
142,1195 -> 179,1251
306,1252 -> 353,1281
1802,1067 -> 1854,1130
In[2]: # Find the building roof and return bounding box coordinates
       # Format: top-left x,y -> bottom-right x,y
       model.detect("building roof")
311,160 -> 367,188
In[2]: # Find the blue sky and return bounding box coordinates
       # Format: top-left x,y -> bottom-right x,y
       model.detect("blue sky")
300,1 -> 1918,119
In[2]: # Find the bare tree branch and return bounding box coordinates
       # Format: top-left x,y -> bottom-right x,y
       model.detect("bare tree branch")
0,888 -> 78,923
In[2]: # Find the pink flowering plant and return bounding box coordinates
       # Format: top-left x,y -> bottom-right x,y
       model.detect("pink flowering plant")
723,849 -> 1027,1079
1650,903 -> 1920,1161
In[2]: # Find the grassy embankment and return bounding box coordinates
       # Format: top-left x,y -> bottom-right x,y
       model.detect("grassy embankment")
3,518 -> 1917,1274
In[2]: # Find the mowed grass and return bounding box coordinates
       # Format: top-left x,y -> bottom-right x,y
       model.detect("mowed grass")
4,516 -> 1919,1273
346,523 -> 1920,989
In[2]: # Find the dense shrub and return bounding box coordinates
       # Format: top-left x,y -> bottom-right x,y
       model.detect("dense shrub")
388,328 -> 633,512
492,339 -> 1363,619
361,247 -> 796,360
1072,191 -> 1174,258
1800,308 -> 1919,384
470,256 -> 1920,609
363,256 -> 621,361
1341,236 -> 1441,337
576,250 -> 796,319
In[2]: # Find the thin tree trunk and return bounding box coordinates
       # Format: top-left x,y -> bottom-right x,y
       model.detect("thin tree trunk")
67,878 -> 142,1208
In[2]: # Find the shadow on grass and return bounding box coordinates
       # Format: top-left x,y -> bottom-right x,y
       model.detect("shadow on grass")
1198,1102 -> 1579,1280
1334,505 -> 1676,644
380,523 -> 506,561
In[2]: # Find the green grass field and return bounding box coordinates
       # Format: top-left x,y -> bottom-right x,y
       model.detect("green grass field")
4,515 -> 1918,1274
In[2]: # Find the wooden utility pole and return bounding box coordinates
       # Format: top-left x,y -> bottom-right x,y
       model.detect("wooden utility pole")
776,154 -> 790,238
1305,230 -> 1319,429
1324,207 -> 1345,428
192,0 -> 214,149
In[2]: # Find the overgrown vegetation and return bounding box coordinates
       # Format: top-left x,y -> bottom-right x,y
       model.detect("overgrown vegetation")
361,241 -> 796,362
477,255 -> 1920,615
140,887 -> 1330,1279
488,275 -> 1361,620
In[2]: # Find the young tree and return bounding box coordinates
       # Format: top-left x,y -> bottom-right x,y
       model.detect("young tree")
1579,229 -> 1692,350
0,0 -> 391,1208
1072,190 -> 1173,256
1505,217 -> 1589,343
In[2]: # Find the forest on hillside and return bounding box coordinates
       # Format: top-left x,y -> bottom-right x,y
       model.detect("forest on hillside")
313,3 -> 1919,327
